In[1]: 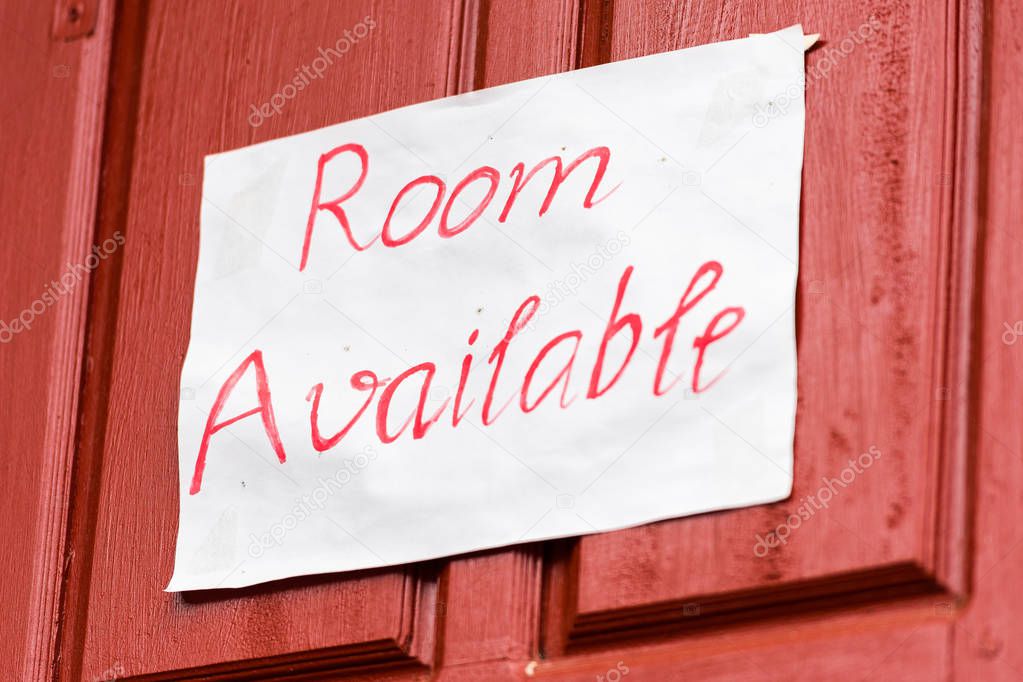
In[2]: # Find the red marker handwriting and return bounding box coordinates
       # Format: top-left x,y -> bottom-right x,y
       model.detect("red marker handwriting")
190,263 -> 746,494
300,143 -> 620,270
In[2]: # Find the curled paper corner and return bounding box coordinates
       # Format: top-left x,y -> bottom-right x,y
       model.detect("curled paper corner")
750,28 -> 820,52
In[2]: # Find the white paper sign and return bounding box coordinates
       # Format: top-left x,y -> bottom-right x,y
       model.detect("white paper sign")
169,26 -> 807,590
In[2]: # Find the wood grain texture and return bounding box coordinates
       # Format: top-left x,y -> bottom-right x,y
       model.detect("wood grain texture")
0,0 -> 1008,679
541,0 -> 982,652
435,3 -> 578,678
532,599 -> 953,680
63,1 -> 463,679
0,1 -> 112,680
471,0 -> 580,88
952,0 -> 1023,678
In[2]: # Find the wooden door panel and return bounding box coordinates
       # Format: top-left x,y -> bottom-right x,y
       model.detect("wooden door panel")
69,1 -> 462,679
541,0 -> 975,653
435,2 -> 578,677
531,608 -> 952,680
0,1 -> 112,678
471,0 -> 579,87
953,2 -> 1023,678
45,0 -> 987,679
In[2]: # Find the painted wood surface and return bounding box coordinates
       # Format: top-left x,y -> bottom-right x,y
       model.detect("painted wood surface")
549,0 -> 975,650
1,0 -> 1019,680
66,2 -> 459,678
952,0 -> 1023,678
0,1 -> 111,680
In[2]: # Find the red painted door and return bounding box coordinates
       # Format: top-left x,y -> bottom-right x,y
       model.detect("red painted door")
3,0 -> 1021,680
